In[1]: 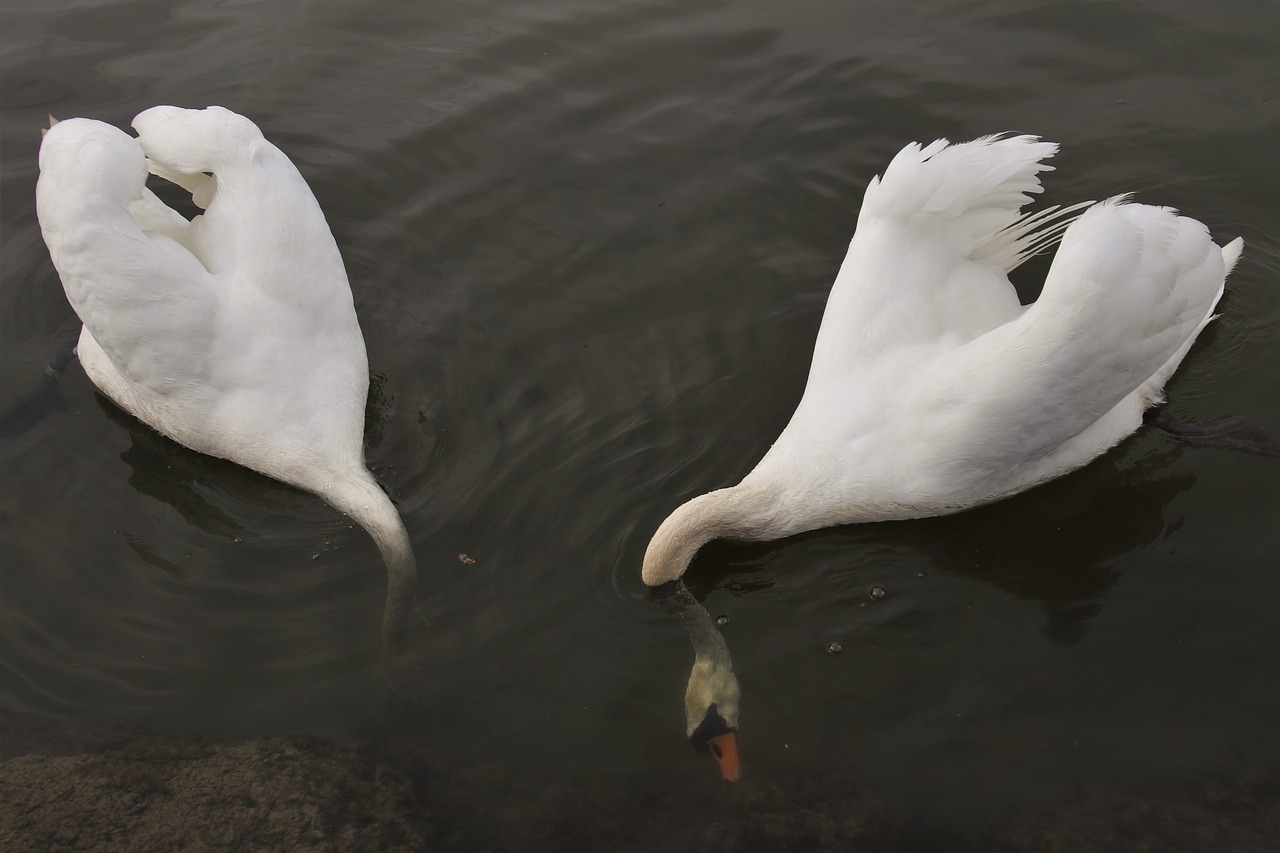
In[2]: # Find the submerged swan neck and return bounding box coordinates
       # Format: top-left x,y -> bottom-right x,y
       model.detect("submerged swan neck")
660,581 -> 733,667
642,483 -> 778,586
321,471 -> 417,656
655,581 -> 741,738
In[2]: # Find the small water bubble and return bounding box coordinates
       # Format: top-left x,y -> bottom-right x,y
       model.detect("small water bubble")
916,571 -> 925,578
827,642 -> 843,655
870,586 -> 886,600
715,615 -> 729,627
233,537 -> 243,544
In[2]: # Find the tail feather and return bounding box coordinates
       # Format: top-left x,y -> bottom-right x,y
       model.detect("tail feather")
977,199 -> 1096,272
1221,237 -> 1244,276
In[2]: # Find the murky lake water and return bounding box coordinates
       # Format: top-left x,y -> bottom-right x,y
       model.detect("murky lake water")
2,0 -> 1278,848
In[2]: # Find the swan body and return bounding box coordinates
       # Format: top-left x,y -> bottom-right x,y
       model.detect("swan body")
36,106 -> 416,651
643,134 -> 1243,586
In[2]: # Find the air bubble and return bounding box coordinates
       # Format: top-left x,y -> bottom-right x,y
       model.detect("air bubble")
827,642 -> 843,655
233,537 -> 243,544
870,586 -> 886,600
715,615 -> 729,626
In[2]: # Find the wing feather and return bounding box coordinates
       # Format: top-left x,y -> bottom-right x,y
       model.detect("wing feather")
925,198 -> 1236,473
807,135 -> 1073,387
36,118 -> 217,394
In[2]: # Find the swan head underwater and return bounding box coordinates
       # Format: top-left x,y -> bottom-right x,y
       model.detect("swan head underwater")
642,132 -> 1243,588
684,646 -> 741,781
656,581 -> 742,781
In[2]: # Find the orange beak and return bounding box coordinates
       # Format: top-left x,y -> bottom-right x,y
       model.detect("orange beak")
708,732 -> 740,782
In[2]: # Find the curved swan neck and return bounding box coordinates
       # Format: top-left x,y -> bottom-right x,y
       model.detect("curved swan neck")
662,582 -> 733,667
656,581 -> 742,737
642,483 -> 779,586
321,471 -> 417,655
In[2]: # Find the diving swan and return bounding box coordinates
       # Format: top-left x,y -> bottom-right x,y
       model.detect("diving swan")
36,106 -> 416,654
643,134 -> 1244,588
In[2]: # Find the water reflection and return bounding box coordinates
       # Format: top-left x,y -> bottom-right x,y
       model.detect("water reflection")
886,443 -> 1197,644
0,339 -> 77,440
96,393 -> 286,542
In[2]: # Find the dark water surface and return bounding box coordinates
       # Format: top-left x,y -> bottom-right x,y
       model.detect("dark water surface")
2,0 -> 1278,849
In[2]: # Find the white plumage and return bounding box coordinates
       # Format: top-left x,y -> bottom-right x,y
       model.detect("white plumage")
36,106 -> 416,651
643,134 -> 1242,586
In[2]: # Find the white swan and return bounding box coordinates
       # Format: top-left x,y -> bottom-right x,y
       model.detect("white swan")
643,134 -> 1243,586
36,106 -> 416,653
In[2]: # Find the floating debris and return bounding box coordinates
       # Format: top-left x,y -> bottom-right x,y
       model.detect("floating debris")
458,554 -> 476,565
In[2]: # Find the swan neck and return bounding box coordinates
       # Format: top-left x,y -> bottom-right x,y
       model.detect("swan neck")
322,471 -> 417,655
642,483 -> 777,585
667,582 -> 733,665
657,581 -> 741,735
